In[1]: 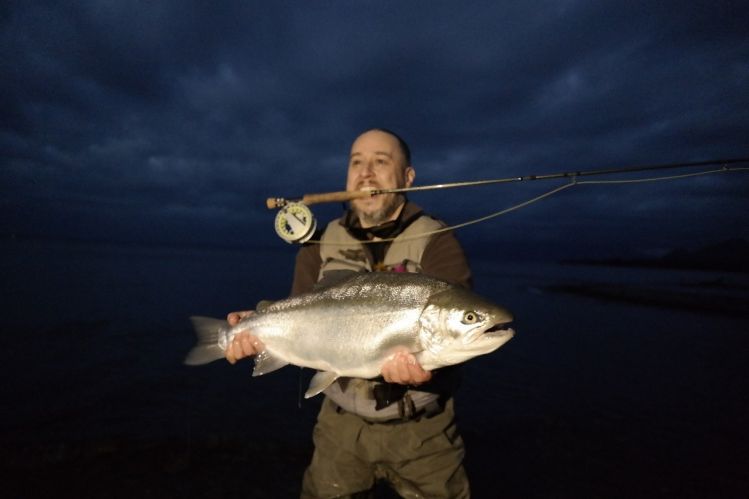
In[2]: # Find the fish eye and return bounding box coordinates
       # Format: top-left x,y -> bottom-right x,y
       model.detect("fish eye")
462,311 -> 479,324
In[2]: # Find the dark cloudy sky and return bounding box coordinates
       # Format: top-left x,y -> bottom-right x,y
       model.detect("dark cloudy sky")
3,0 -> 748,260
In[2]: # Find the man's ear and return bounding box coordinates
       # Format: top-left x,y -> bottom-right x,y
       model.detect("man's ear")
405,166 -> 415,188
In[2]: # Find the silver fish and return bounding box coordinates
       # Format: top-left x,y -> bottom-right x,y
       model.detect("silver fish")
185,272 -> 514,398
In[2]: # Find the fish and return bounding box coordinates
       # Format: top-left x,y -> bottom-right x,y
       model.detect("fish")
184,271 -> 514,398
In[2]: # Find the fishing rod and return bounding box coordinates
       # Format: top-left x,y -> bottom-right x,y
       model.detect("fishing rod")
266,157 -> 748,210
268,156 -> 749,243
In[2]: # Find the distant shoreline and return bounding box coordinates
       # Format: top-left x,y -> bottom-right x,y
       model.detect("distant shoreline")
560,237 -> 749,274
545,265 -> 749,318
559,258 -> 749,274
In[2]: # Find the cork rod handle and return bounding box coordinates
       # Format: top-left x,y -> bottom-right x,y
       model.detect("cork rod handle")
266,190 -> 374,209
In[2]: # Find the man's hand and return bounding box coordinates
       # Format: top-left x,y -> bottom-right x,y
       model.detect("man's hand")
225,311 -> 265,364
227,310 -> 252,326
381,351 -> 432,385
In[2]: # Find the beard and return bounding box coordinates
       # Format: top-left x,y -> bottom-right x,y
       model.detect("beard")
352,193 -> 405,227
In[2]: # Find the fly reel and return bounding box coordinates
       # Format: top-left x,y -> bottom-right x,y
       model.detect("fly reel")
274,202 -> 317,244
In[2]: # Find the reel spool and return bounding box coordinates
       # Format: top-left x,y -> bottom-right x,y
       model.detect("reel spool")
274,202 -> 317,244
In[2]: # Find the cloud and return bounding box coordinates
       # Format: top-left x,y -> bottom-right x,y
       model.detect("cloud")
2,1 -> 748,257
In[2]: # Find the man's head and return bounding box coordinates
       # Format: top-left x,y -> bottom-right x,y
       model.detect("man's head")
346,129 -> 416,228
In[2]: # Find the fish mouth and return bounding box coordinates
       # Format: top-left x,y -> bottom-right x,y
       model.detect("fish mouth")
461,320 -> 515,354
483,322 -> 515,338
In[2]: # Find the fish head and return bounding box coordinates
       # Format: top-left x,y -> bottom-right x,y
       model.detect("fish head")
419,286 -> 514,367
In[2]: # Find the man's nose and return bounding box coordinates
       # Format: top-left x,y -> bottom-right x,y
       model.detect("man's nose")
360,161 -> 375,177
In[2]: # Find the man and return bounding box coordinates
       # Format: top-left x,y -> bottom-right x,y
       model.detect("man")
226,129 -> 472,498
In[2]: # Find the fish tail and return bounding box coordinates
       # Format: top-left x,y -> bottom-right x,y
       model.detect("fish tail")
184,316 -> 229,365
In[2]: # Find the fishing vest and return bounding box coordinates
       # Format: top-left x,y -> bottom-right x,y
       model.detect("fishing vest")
317,214 -> 444,279
317,214 -> 446,421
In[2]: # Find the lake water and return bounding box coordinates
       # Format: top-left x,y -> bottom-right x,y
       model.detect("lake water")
1,239 -> 747,498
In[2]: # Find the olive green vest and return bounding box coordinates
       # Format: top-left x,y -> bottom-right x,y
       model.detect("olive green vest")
317,215 -> 444,279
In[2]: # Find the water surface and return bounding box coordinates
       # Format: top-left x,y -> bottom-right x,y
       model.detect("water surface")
2,239 -> 747,498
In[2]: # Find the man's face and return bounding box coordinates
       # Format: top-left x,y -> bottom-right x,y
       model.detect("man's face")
346,130 -> 415,227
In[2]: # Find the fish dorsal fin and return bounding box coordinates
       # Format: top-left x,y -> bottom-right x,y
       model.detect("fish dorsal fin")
252,350 -> 289,377
255,300 -> 275,313
313,269 -> 361,290
305,371 -> 340,398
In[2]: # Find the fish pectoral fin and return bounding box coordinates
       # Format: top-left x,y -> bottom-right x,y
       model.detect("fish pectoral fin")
305,371 -> 340,399
252,350 -> 289,377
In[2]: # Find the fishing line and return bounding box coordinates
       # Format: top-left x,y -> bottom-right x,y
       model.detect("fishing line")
306,182 -> 576,245
574,166 -> 748,184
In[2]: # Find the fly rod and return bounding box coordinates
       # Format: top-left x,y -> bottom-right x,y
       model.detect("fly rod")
266,156 -> 749,210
